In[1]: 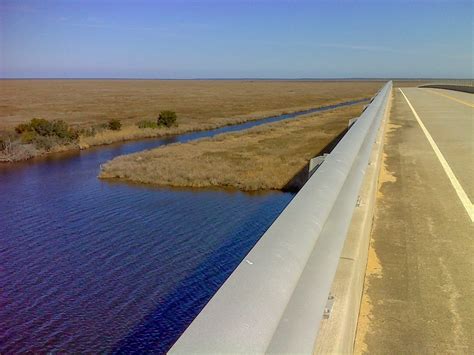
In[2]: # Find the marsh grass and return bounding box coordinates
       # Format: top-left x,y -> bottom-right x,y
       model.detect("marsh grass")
100,104 -> 364,191
1,80 -> 384,161
0,80 -> 382,129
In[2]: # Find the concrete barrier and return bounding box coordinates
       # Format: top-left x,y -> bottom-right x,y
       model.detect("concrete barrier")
313,86 -> 392,354
419,83 -> 474,94
170,82 -> 393,354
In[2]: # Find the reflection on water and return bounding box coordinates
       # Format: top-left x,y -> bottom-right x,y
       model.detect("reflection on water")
0,98 -> 366,353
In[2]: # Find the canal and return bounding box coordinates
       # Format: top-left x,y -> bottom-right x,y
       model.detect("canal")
0,99 -> 366,353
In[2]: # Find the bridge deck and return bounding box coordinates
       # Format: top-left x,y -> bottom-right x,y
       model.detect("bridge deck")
354,88 -> 473,353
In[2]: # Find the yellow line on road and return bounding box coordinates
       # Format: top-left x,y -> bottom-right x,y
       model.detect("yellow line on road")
400,88 -> 474,222
427,89 -> 474,108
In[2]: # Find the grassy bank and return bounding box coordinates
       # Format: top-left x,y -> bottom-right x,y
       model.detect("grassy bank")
0,80 -> 383,162
99,104 -> 364,191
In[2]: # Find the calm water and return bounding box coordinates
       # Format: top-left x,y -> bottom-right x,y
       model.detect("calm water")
0,99 -> 366,353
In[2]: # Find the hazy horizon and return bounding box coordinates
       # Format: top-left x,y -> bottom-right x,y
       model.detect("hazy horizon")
1,77 -> 473,80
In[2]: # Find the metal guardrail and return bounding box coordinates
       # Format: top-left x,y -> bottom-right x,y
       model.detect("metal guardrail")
170,81 -> 393,354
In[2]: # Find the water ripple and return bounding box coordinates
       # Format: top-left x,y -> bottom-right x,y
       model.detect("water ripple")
0,100 -> 370,353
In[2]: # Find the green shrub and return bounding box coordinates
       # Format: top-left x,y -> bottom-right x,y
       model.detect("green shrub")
32,135 -> 57,150
30,118 -> 55,136
51,120 -> 72,139
15,118 -> 77,140
157,110 -> 177,128
14,118 -> 78,150
137,120 -> 158,129
15,123 -> 31,134
21,133 -> 60,151
108,119 -> 122,131
20,131 -> 37,144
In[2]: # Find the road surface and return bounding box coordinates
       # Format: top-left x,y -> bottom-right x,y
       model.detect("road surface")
355,88 -> 473,354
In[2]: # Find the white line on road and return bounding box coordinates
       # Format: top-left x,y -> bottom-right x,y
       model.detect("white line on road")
400,88 -> 474,222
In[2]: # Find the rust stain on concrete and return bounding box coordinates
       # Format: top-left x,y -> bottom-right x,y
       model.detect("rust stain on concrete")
354,122 -> 398,354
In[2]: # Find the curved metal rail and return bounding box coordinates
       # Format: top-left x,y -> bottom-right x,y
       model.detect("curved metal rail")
170,81 -> 393,354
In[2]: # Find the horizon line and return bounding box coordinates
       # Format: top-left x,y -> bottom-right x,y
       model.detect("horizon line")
1,77 -> 473,81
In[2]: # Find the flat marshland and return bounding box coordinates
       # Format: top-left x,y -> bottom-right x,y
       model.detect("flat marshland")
100,104 -> 364,191
0,80 -> 381,129
0,80 -> 381,159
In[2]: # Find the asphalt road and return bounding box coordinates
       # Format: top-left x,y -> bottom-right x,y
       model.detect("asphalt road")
355,88 -> 473,354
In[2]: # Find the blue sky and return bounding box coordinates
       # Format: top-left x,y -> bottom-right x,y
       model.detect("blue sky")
1,0 -> 472,78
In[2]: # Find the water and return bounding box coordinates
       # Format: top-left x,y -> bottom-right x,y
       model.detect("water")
0,99 -> 367,353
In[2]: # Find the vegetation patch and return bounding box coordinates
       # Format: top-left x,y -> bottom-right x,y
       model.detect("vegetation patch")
99,104 -> 364,191
157,110 -> 177,127
1,80 -> 384,162
108,119 -> 122,131
136,111 -> 178,129
16,118 -> 78,148
0,118 -> 110,161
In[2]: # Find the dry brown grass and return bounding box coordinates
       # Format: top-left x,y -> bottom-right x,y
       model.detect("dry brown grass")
0,80 -> 381,131
0,80 -> 382,161
100,104 -> 364,191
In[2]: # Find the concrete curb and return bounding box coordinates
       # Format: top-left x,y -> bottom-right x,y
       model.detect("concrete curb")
418,84 -> 474,94
312,89 -> 392,354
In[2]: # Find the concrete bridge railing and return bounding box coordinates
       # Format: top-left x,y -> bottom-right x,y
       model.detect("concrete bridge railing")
170,81 -> 393,354
419,82 -> 474,93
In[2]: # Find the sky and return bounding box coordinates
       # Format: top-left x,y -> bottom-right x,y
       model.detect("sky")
0,0 -> 472,78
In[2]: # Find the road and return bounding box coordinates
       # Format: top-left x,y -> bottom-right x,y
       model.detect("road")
354,88 -> 473,353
